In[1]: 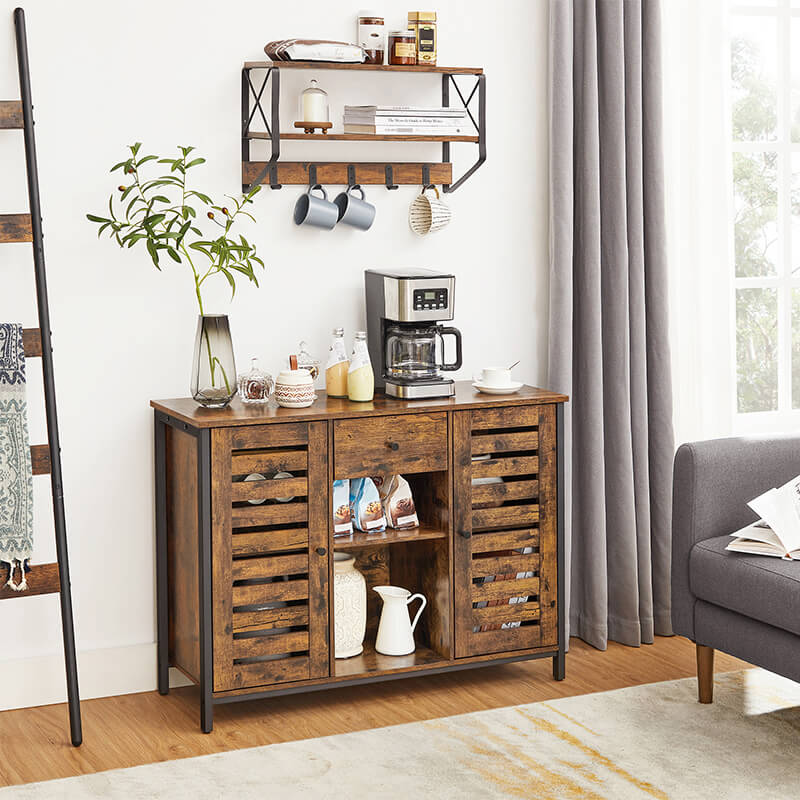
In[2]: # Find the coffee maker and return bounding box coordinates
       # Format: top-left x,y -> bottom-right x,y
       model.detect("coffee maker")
365,268 -> 462,399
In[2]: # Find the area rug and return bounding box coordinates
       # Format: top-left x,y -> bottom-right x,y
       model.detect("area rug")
3,669 -> 799,799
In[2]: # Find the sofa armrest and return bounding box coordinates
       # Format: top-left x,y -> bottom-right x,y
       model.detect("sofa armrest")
671,435 -> 800,640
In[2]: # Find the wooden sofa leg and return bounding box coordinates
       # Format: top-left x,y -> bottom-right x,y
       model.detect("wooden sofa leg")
696,644 -> 714,703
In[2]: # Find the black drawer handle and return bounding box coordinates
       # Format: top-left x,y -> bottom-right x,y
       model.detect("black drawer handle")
460,530 -> 472,539
316,546 -> 327,556
385,440 -> 400,451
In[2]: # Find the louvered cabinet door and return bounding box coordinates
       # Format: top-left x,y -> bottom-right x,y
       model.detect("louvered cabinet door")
211,421 -> 329,691
453,405 -> 558,658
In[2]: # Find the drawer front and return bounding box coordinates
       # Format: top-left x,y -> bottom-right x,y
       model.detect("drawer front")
333,412 -> 447,479
453,404 -> 558,658
211,422 -> 329,692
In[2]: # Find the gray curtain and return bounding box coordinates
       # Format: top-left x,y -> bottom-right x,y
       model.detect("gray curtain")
548,0 -> 674,650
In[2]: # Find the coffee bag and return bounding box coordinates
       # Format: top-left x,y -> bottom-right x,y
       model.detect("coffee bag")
332,479 -> 353,535
380,474 -> 419,529
350,477 -> 387,532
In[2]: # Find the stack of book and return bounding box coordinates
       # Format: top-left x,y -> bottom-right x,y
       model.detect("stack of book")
343,105 -> 469,136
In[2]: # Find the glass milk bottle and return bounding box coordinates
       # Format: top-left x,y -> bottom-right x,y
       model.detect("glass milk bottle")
325,327 -> 350,398
347,331 -> 374,402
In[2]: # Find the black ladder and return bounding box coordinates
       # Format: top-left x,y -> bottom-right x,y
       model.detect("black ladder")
0,7 -> 81,747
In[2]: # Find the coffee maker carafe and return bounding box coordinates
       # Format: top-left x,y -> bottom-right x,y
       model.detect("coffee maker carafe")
365,269 -> 462,399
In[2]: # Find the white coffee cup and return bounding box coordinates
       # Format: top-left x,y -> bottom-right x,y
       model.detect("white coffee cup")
409,186 -> 452,236
475,367 -> 512,387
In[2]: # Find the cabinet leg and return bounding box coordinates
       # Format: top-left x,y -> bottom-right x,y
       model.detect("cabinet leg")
553,649 -> 565,681
155,414 -> 169,696
201,697 -> 214,733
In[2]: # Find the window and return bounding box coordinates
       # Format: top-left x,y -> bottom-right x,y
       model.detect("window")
730,0 -> 800,427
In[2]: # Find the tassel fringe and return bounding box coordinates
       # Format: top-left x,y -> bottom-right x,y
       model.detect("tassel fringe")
4,559 -> 29,592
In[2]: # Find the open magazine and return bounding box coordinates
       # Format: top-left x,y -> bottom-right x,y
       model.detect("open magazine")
726,473 -> 800,560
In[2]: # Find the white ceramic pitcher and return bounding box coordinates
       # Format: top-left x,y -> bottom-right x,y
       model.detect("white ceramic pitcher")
373,586 -> 427,656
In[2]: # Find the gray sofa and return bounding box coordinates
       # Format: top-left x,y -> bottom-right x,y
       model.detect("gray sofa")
671,435 -> 800,702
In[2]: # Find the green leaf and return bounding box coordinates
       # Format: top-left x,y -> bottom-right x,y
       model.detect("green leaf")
110,161 -> 128,173
185,158 -> 205,169
143,213 -> 166,227
166,247 -> 181,263
137,155 -> 158,166
131,142 -> 142,156
121,185 -> 137,201
220,268 -> 236,298
86,213 -> 109,223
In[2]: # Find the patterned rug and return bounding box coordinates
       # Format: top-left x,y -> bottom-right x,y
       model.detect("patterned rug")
2,669 -> 798,799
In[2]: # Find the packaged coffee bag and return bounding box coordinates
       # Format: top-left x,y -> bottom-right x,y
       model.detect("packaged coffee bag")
380,474 -> 419,529
332,479 -> 353,536
350,477 -> 387,532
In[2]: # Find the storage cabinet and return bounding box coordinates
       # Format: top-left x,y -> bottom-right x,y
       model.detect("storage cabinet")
152,382 -> 566,732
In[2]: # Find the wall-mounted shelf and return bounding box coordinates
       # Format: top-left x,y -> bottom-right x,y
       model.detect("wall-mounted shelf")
241,60 -> 486,193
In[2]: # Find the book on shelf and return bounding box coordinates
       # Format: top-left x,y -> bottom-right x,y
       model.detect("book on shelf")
726,473 -> 800,559
343,123 -> 470,135
344,105 -> 466,117
343,115 -> 467,126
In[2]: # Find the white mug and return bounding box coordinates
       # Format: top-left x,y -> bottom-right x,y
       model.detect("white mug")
475,367 -> 512,387
408,186 -> 452,236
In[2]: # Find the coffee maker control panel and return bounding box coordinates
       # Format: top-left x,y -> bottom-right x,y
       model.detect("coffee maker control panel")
413,287 -> 448,311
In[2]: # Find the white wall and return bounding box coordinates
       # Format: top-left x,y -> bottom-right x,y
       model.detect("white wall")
0,0 -> 549,709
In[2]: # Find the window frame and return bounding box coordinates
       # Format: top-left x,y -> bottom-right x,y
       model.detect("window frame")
730,0 -> 800,433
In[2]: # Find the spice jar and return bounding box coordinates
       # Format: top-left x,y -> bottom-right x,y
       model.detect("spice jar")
408,12 -> 437,66
388,30 -> 417,66
357,11 -> 385,65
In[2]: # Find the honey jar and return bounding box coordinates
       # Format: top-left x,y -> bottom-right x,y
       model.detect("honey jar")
388,30 -> 417,65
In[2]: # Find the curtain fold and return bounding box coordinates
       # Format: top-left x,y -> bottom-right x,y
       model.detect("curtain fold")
548,0 -> 674,649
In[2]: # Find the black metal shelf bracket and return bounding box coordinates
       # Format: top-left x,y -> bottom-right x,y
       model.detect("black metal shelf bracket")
242,65 -> 281,192
385,164 -> 398,190
347,164 -> 357,188
441,72 -> 486,193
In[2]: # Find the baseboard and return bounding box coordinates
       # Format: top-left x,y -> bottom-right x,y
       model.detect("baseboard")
0,643 -> 192,712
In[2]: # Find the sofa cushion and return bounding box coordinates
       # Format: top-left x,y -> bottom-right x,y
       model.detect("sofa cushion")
690,534 -> 800,637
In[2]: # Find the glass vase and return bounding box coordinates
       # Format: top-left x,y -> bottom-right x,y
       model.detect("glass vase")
191,315 -> 237,408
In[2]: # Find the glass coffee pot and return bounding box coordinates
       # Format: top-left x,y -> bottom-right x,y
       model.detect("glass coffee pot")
384,323 -> 462,381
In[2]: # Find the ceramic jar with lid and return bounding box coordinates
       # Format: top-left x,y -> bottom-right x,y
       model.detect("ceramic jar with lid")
274,368 -> 316,408
357,11 -> 385,64
333,552 -> 367,658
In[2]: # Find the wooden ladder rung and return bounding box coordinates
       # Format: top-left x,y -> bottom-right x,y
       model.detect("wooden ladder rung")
31,443 -> 51,475
0,100 -> 23,129
22,328 -> 42,357
0,213 -> 32,243
0,562 -> 60,600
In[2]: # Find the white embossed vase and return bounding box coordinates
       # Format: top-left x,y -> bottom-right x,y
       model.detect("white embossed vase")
333,552 -> 367,658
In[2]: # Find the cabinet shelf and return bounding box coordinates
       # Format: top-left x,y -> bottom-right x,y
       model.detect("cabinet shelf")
248,131 -> 480,143
244,61 -> 483,75
333,523 -> 447,551
334,642 -> 446,679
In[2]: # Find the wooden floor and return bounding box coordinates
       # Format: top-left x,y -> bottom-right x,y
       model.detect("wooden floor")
0,636 -> 748,788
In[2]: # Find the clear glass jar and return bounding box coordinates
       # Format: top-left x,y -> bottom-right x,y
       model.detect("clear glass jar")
347,331 -> 374,402
385,324 -> 439,379
299,79 -> 329,123
237,357 -> 274,404
296,340 -> 320,381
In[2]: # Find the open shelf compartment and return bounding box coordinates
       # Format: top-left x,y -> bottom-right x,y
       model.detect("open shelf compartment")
332,470 -> 452,677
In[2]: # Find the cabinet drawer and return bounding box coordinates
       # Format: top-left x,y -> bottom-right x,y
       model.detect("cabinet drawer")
333,412 -> 447,478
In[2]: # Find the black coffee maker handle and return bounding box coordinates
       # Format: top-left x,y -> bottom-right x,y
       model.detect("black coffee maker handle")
437,326 -> 462,372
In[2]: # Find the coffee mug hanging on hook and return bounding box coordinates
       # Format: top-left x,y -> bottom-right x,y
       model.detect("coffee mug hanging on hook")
409,185 -> 452,236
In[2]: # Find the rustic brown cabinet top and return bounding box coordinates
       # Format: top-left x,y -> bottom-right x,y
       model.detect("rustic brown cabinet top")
151,381 -> 568,429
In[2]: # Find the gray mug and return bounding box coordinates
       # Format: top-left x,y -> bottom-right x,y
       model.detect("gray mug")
294,184 -> 338,230
334,184 -> 376,231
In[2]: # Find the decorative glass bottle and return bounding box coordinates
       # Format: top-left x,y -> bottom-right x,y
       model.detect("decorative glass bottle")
325,327 -> 349,398
191,315 -> 237,408
296,340 -> 320,382
347,331 -> 374,402
237,357 -> 274,404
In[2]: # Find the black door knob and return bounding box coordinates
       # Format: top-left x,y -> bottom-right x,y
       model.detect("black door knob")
386,440 -> 400,451
316,547 -> 327,556
460,530 -> 472,539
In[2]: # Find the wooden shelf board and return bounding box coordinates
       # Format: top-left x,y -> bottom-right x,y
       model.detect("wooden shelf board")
244,61 -> 483,75
334,642 -> 447,679
333,523 -> 447,551
248,132 -> 479,143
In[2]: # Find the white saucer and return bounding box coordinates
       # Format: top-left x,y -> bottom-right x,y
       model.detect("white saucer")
472,381 -> 523,395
